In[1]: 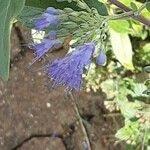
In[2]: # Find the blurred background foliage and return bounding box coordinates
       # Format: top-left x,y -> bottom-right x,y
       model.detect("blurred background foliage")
83,0 -> 150,149
84,0 -> 150,90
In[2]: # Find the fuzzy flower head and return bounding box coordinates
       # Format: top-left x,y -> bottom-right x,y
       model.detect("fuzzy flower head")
48,42 -> 95,91
34,7 -> 60,30
31,38 -> 62,63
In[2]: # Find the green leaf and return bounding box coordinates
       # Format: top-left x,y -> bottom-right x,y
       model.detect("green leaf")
109,20 -> 130,33
84,0 -> 108,15
146,2 -> 150,12
119,101 -> 142,118
109,29 -> 134,70
17,6 -> 44,28
25,0 -> 80,11
144,66 -> 150,73
133,83 -> 148,98
25,0 -> 107,15
130,2 -> 138,11
0,0 -> 25,80
116,120 -> 139,141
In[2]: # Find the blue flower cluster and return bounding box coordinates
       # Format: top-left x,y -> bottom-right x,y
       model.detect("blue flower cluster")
34,7 -> 60,30
48,43 -> 95,91
31,7 -> 107,91
31,30 -> 62,64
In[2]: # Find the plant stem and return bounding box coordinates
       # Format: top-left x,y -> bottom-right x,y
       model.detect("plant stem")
107,0 -> 150,27
108,11 -> 134,20
136,3 -> 147,15
69,93 -> 92,150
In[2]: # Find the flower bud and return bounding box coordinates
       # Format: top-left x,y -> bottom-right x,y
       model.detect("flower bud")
96,50 -> 106,65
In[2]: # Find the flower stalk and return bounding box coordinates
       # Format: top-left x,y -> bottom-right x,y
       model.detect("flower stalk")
107,0 -> 150,27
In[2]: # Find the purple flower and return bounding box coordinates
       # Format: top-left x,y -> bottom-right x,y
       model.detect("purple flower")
31,39 -> 62,63
96,50 -> 106,65
34,7 -> 60,30
48,31 -> 57,39
48,42 -> 95,91
45,7 -> 59,15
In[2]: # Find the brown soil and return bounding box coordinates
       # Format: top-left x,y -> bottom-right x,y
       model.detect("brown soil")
0,24 -> 124,150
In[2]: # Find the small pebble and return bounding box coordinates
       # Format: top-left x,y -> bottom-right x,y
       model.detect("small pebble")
46,102 -> 51,108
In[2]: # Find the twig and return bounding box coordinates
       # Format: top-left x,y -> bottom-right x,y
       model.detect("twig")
103,113 -> 121,118
107,0 -> 150,27
69,93 -> 92,150
142,128 -> 147,150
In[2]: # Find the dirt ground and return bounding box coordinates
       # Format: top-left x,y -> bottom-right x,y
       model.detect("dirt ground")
0,24 -> 124,150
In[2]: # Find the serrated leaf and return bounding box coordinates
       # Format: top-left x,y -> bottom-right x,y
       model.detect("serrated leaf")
119,101 -> 142,118
0,0 -> 25,80
133,83 -> 148,97
116,120 -> 139,141
110,29 -> 134,70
